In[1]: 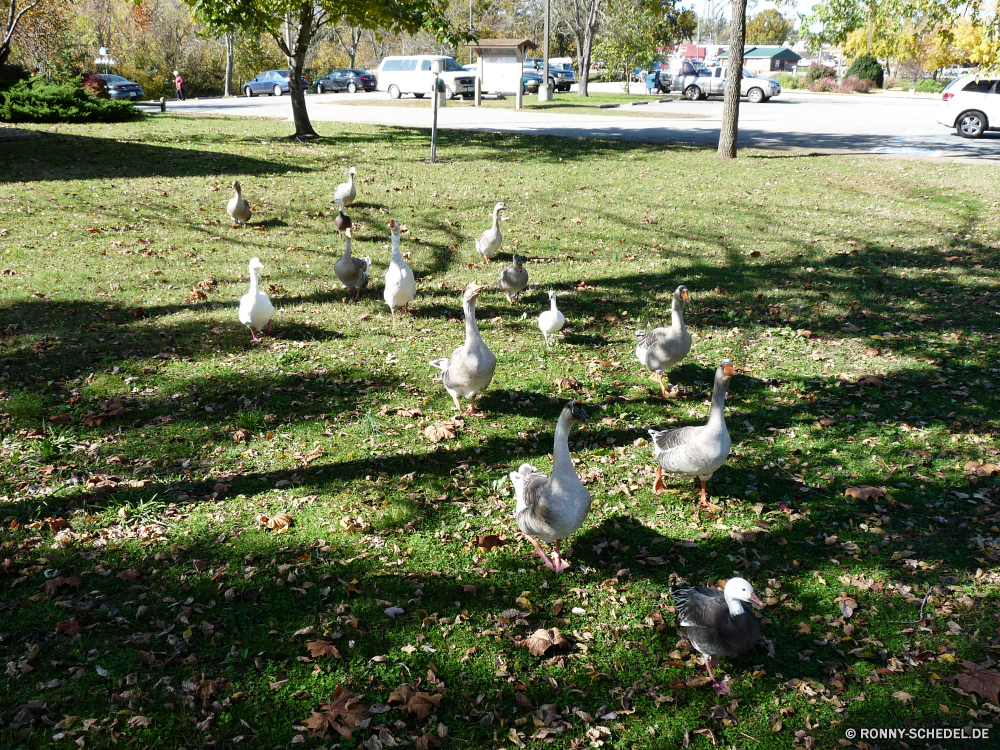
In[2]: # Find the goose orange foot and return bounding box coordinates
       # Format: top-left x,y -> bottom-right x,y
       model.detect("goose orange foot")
652,466 -> 668,495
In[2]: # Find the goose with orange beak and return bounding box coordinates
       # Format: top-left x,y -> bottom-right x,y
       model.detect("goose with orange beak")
649,360 -> 735,507
636,284 -> 692,398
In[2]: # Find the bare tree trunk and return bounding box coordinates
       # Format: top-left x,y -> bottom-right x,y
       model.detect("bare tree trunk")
2,0 -> 43,66
332,25 -> 362,69
717,0 -> 747,159
275,0 -> 319,139
224,32 -> 234,97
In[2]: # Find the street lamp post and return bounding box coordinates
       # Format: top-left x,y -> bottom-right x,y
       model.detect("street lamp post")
430,58 -> 442,163
95,47 -> 116,76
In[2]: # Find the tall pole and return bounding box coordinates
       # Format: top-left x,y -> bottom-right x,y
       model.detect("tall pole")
469,0 -> 474,64
430,64 -> 440,163
540,0 -> 552,100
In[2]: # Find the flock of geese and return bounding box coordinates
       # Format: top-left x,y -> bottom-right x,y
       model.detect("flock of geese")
230,169 -> 761,695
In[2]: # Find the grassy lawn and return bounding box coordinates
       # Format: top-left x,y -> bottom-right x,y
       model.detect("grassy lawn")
2,114 -> 1000,750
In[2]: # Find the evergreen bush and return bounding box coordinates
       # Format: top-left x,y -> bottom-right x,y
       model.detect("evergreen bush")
845,55 -> 883,88
0,77 -> 142,123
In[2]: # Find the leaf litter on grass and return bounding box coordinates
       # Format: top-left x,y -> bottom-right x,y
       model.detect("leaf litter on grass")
0,116 -> 999,749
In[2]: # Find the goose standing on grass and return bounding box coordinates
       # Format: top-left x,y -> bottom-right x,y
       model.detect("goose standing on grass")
538,290 -> 565,346
238,257 -> 274,341
636,285 -> 691,398
429,282 -> 496,415
475,202 -> 506,263
383,219 -> 416,323
227,180 -> 252,229
649,360 -> 735,507
333,166 -> 357,207
510,400 -> 591,573
671,578 -> 762,695
499,253 -> 529,303
334,227 -> 370,301
333,198 -> 352,236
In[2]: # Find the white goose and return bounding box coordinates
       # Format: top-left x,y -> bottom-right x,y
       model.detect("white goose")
429,282 -> 496,415
649,360 -> 735,507
636,284 -> 692,398
510,400 -> 591,573
475,202 -> 506,263
538,290 -> 565,346
333,166 -> 357,207
238,258 -> 274,341
227,180 -> 252,228
383,219 -> 416,323
334,227 -> 370,301
671,578 -> 762,695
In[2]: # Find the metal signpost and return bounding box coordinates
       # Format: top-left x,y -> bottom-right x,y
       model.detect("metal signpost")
430,58 -> 442,163
539,0 -> 552,101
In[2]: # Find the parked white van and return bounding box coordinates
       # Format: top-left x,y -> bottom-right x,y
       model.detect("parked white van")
376,56 -> 476,100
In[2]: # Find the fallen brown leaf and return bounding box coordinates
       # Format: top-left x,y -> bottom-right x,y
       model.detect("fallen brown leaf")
305,640 -> 342,659
845,486 -> 886,501
260,513 -> 293,532
416,734 -> 442,750
232,428 -> 251,443
423,421 -> 457,443
956,661 -> 1000,704
523,627 -> 573,657
473,533 -> 508,553
304,685 -> 370,739
388,683 -> 442,721
892,690 -> 914,704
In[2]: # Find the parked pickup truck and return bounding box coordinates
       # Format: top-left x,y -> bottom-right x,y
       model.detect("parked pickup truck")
669,66 -> 781,103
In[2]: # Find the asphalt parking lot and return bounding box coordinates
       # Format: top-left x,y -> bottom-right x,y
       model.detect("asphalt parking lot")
165,84 -> 999,164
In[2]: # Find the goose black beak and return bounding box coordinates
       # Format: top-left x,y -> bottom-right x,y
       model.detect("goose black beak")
569,401 -> 588,421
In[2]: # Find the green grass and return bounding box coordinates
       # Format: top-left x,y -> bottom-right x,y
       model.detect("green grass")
1,114 -> 1000,749
332,91 -> 706,118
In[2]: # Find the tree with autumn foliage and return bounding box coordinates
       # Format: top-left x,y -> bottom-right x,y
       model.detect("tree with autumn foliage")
186,0 -> 469,139
2,0 -> 46,67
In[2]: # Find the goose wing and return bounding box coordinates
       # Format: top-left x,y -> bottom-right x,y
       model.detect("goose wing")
511,464 -> 555,538
671,585 -> 725,628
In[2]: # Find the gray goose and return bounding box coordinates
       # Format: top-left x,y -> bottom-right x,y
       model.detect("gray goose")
333,198 -> 351,236
499,253 -> 529,303
333,166 -> 357,207
227,180 -> 252,228
510,400 -> 590,573
429,282 -> 496,415
649,360 -> 734,507
671,577 -> 762,694
475,202 -> 506,263
333,227 -> 370,301
636,284 -> 691,398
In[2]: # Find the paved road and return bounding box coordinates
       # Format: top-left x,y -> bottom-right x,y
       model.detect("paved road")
166,87 -> 999,164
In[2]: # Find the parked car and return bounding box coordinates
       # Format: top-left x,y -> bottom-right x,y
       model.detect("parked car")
522,69 -> 542,94
93,74 -> 144,100
377,55 -> 475,99
940,75 -> 1000,138
670,66 -> 780,103
523,58 -> 575,92
243,70 -> 308,97
313,69 -> 377,94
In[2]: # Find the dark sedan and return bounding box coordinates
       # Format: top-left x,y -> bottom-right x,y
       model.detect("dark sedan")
313,69 -> 377,94
94,74 -> 144,100
522,70 -> 542,94
243,70 -> 308,97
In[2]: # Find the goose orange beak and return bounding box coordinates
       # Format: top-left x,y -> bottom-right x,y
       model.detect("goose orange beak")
750,593 -> 764,607
724,363 -> 736,377
681,289 -> 690,301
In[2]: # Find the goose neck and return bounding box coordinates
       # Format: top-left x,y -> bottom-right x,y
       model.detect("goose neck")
549,296 -> 558,312
463,297 -> 481,342
391,234 -> 402,262
552,412 -> 575,475
670,298 -> 685,329
725,593 -> 745,617
706,375 -> 730,430
342,237 -> 353,260
248,267 -> 259,295
492,208 -> 501,229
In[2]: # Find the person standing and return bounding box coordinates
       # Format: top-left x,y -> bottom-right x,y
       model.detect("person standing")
173,70 -> 186,100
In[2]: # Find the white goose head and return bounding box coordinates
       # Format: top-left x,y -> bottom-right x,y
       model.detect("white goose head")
462,281 -> 486,304
248,257 -> 263,273
723,577 -> 763,616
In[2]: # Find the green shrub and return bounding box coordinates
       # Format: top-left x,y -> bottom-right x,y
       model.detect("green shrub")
0,77 -> 143,123
845,54 -> 883,88
776,73 -> 806,90
914,78 -> 954,93
807,64 -> 834,81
